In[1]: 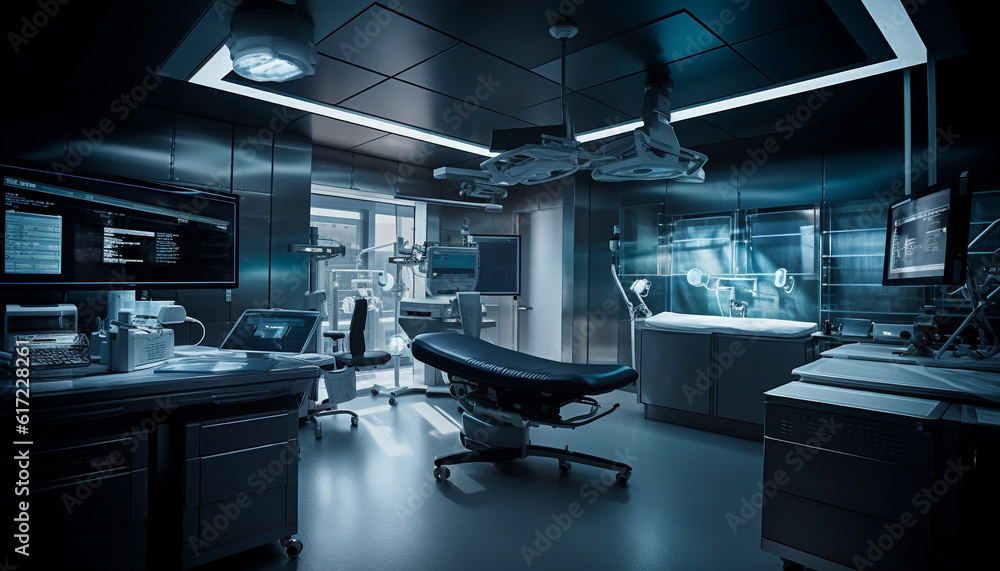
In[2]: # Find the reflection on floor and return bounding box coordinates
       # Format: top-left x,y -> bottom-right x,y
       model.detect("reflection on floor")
195,367 -> 784,571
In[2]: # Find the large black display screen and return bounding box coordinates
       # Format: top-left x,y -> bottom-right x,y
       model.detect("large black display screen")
2,163 -> 238,289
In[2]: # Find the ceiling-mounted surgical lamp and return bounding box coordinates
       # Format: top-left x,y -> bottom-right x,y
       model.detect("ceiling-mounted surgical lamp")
394,194 -> 502,212
227,8 -> 317,83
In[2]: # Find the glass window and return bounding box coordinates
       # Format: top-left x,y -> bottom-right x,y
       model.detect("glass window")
309,193 -> 414,354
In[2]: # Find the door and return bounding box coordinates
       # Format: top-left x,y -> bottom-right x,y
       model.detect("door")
516,208 -> 563,360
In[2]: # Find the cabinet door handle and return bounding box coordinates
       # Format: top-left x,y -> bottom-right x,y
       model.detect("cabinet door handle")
517,306 -> 533,311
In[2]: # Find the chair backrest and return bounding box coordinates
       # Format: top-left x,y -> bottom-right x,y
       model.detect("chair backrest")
348,297 -> 369,356
456,291 -> 482,338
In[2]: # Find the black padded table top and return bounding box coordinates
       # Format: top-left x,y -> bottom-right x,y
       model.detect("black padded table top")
411,332 -> 637,394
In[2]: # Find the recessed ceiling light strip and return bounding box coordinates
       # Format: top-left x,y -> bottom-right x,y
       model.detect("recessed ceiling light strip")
191,0 -> 925,151
577,0 -> 927,142
191,46 -> 497,157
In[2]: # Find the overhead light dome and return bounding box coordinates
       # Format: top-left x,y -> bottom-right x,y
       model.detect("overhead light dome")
227,9 -> 316,83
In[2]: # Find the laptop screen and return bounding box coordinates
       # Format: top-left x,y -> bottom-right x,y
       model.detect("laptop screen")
219,309 -> 320,354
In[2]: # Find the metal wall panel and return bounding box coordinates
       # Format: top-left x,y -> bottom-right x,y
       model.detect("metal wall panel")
230,193 -> 272,320
268,134 -> 312,311
352,154 -> 398,194
173,115 -> 232,190
669,140 -> 739,215
397,164 -> 440,198
0,109 -> 68,166
587,180 -> 622,365
567,175 -> 588,363
233,124 -> 273,194
64,100 -> 172,182
823,113 -> 905,203
172,289 -> 231,347
739,125 -> 823,210
312,146 -> 353,189
618,179 -> 667,208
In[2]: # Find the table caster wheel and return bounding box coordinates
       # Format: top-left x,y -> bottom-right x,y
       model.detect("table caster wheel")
434,466 -> 450,481
616,469 -> 631,486
280,537 -> 303,558
559,460 -> 571,474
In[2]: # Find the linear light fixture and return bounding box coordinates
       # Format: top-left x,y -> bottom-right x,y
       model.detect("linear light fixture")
577,0 -> 927,142
393,193 -> 502,212
191,0 -> 925,151
190,45 -> 497,157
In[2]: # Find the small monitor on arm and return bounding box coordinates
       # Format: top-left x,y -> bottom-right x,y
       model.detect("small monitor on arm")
882,172 -> 972,287
425,245 -> 479,295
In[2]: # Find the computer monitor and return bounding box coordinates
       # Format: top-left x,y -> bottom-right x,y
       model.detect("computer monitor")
425,245 -> 479,295
882,172 -> 972,286
219,309 -> 321,355
2,162 -> 239,289
470,234 -> 520,296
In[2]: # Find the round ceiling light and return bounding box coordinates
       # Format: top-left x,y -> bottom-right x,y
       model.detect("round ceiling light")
227,9 -> 317,83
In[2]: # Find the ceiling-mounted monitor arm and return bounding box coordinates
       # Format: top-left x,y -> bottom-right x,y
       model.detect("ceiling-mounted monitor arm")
641,80 -> 679,148
549,22 -> 579,139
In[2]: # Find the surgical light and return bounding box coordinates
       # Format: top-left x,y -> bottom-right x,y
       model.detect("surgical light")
387,334 -> 408,356
630,279 -> 651,298
774,268 -> 795,293
227,9 -> 317,83
686,268 -> 704,286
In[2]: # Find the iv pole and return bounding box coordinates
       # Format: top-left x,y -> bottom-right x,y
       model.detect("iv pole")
610,226 -> 650,371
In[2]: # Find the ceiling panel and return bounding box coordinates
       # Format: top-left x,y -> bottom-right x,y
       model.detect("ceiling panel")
286,114 -> 389,150
684,0 -> 834,45
397,44 -> 561,115
699,96 -> 825,140
532,12 -> 720,90
733,13 -> 871,84
516,93 -> 633,135
4,0 -> 974,172
339,78 -> 533,145
580,47 -> 774,119
348,134 -> 478,167
228,56 -> 387,106
402,1 -> 697,69
316,6 -> 460,76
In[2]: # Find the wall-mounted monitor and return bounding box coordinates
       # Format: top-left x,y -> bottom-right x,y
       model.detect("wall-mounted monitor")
882,172 -> 972,286
425,245 -> 479,295
470,234 -> 521,296
2,162 -> 239,290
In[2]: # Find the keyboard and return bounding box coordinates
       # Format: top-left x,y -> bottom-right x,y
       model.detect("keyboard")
20,340 -> 92,378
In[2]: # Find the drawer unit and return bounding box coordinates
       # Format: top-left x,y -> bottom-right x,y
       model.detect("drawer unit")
181,397 -> 299,568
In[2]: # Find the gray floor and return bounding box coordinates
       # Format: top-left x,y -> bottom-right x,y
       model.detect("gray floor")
197,369 -> 786,571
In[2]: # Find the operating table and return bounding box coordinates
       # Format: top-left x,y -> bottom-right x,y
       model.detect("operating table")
410,332 -> 638,485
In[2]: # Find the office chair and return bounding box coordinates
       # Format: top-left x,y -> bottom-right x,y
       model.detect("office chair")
455,291 -> 482,338
329,298 -> 397,405
307,300 -> 389,437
